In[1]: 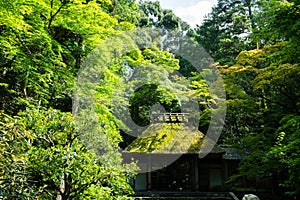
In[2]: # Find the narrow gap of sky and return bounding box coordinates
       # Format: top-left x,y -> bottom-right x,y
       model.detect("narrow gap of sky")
148,0 -> 218,28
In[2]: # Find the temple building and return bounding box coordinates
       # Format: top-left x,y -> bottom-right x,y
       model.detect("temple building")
122,113 -> 243,192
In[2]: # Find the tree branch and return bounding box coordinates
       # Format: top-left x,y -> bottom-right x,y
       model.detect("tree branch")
48,0 -> 68,31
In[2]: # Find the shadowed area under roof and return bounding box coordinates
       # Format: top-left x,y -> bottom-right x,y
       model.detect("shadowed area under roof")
126,123 -> 224,154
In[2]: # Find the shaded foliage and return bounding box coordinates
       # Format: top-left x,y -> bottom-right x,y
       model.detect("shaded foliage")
0,108 -> 135,199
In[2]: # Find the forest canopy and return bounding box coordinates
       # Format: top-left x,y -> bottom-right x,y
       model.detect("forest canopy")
0,0 -> 299,199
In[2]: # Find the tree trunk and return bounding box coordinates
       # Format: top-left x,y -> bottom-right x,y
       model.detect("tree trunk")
56,175 -> 65,200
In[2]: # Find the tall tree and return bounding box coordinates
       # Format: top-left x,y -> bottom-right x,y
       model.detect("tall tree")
138,0 -> 189,31
192,0 -> 258,65
253,0 -> 300,47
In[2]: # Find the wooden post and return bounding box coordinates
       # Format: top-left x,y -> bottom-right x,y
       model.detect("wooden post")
194,155 -> 199,191
147,155 -> 152,191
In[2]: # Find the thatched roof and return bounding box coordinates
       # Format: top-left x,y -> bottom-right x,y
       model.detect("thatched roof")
126,123 -> 224,154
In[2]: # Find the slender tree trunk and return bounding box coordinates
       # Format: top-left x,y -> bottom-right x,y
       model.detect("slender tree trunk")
56,175 -> 65,200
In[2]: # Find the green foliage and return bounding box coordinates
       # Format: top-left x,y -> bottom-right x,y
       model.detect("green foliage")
0,112 -> 33,198
138,0 -> 189,31
108,0 -> 142,25
253,0 -> 300,46
1,0 -> 299,198
192,0 -> 258,65
0,108 -> 135,199
0,1 -> 139,198
221,26 -> 300,197
233,115 -> 300,196
188,70 -> 217,133
0,0 -> 131,115
122,47 -> 183,127
264,115 -> 300,195
254,63 -> 300,115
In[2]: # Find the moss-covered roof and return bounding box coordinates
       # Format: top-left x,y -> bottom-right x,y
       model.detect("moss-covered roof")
126,123 -> 224,154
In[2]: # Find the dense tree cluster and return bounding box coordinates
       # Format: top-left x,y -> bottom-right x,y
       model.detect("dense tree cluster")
0,0 -> 191,199
196,0 -> 300,198
0,0 -> 139,199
